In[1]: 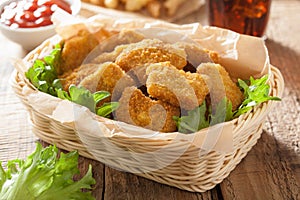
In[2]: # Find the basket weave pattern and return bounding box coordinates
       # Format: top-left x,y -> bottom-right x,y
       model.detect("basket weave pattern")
11,40 -> 284,193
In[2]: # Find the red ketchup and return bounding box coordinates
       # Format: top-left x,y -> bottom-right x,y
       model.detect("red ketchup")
0,0 -> 72,28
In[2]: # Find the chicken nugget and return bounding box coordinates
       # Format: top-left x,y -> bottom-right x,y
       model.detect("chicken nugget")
146,62 -> 209,110
175,42 -> 220,68
92,29 -> 146,64
59,29 -> 100,75
115,86 -> 180,132
197,63 -> 243,111
59,63 -> 99,91
115,38 -> 187,72
79,62 -> 135,101
92,44 -> 129,64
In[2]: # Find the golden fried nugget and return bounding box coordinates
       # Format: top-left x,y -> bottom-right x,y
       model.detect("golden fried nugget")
59,62 -> 135,102
205,49 -> 219,63
79,62 -> 135,101
94,29 -> 145,52
59,63 -> 99,91
114,29 -> 146,44
115,86 -> 180,132
174,42 -> 219,68
92,44 -> 129,64
146,62 -> 209,110
93,28 -> 118,43
115,39 -> 187,73
92,29 -> 146,64
197,63 -> 244,111
59,29 -> 100,75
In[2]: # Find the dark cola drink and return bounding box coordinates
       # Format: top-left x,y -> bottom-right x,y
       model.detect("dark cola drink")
207,0 -> 272,37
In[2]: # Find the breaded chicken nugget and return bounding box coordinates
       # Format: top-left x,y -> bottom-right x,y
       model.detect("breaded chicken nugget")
174,42 -> 219,68
146,62 -> 209,110
115,86 -> 180,132
197,63 -> 244,111
79,62 -> 135,101
59,63 -> 99,91
92,29 -> 146,64
115,38 -> 187,73
92,44 -> 129,65
59,29 -> 100,75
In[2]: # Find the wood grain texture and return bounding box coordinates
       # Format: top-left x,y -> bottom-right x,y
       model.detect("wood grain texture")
0,61 -> 37,165
219,2 -> 300,198
0,1 -> 299,200
103,166 -> 221,200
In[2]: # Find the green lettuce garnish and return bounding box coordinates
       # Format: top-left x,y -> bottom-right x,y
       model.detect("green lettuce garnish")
173,101 -> 209,133
0,142 -> 96,200
174,75 -> 281,133
25,44 -> 119,118
25,44 -> 61,96
234,75 -> 281,117
57,85 -> 119,118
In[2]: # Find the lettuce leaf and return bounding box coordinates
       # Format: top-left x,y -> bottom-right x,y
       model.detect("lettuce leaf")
25,44 -> 118,118
173,98 -> 233,133
233,75 -> 281,117
0,142 -> 96,200
25,44 -> 62,96
57,85 -> 119,116
174,75 -> 281,133
173,101 -> 209,133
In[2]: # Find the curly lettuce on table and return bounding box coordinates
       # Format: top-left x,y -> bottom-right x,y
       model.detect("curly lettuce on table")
0,142 -> 96,200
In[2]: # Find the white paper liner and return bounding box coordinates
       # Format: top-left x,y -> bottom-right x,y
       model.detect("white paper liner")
52,9 -> 270,80
17,9 -> 271,155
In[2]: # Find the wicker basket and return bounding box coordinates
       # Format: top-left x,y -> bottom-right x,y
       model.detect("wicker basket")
11,31 -> 284,192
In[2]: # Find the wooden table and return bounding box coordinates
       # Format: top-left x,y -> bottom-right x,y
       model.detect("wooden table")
0,0 -> 299,199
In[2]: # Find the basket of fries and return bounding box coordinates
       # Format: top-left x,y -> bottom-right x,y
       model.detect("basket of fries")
11,12 -> 284,192
80,0 -> 205,20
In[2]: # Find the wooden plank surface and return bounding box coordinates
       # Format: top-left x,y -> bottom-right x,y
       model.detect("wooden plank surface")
0,1 -> 299,200
218,1 -> 300,199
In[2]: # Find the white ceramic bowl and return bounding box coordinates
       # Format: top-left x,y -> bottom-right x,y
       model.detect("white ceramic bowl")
0,0 -> 81,51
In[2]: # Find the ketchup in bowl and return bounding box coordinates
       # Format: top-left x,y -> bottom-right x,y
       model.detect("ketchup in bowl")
0,0 -> 72,28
